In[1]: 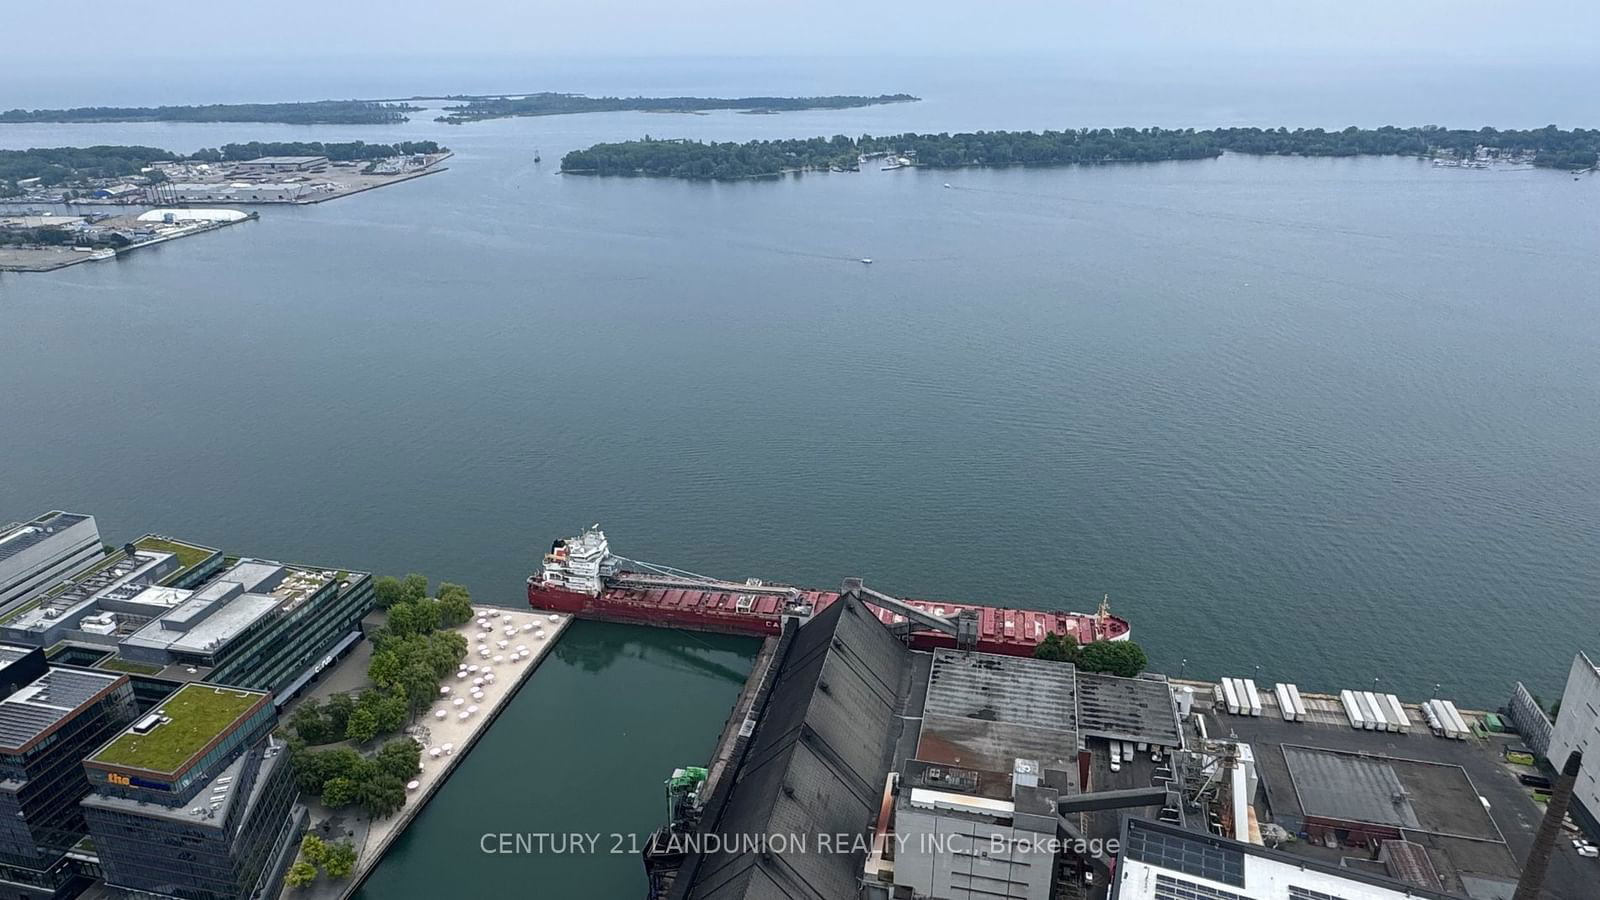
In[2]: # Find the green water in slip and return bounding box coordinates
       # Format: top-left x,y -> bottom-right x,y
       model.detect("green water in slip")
3,56 -> 1598,897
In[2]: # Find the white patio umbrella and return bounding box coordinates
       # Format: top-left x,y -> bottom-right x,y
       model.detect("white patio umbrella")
434,710 -> 447,720
467,704 -> 479,714
493,655 -> 504,663
453,697 -> 464,707
407,780 -> 420,791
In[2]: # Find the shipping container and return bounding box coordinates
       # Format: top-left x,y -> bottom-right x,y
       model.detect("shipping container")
1286,683 -> 1307,721
1362,692 -> 1391,731
1221,678 -> 1242,716
1242,679 -> 1263,717
1440,700 -> 1471,739
1341,690 -> 1366,730
1384,694 -> 1410,733
1352,691 -> 1377,730
1275,683 -> 1296,721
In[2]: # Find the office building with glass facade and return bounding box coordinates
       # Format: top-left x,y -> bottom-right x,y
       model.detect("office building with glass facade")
0,645 -> 136,900
81,684 -> 303,900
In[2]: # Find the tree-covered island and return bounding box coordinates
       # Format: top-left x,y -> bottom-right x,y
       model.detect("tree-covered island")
0,99 -> 419,125
559,125 -> 1600,180
436,92 -> 917,123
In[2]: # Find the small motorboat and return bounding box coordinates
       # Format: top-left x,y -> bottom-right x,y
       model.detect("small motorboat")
859,258 -> 873,265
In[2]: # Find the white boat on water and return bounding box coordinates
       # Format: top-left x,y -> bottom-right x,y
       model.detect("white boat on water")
859,258 -> 873,265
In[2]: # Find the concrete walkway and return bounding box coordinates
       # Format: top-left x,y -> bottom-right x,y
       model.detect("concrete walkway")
290,606 -> 571,899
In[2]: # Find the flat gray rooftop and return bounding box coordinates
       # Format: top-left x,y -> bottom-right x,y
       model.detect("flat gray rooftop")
1282,744 -> 1422,829
1282,744 -> 1503,842
917,649 -> 1079,783
119,560 -> 316,657
0,511 -> 90,563
1076,672 -> 1183,749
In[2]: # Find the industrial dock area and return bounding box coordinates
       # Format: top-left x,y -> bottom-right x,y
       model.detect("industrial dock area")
1,150 -> 448,274
635,593 -> 1598,900
4,509 -> 1599,900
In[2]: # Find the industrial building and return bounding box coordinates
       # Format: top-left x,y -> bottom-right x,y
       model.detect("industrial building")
1111,818 -> 1463,900
81,683 -> 304,900
652,592 -> 1190,900
0,512 -> 103,614
647,574 -> 1599,900
0,645 -> 136,900
1546,651 -> 1600,835
157,183 -> 312,203
230,156 -> 328,173
1192,681 -> 1595,900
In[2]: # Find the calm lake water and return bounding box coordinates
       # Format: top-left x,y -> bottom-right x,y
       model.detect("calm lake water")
2,55 -> 1597,898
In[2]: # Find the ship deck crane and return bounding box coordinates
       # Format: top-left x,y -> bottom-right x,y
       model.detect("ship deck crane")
839,577 -> 980,650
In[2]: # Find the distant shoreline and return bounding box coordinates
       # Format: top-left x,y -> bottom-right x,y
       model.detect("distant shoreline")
558,125 -> 1600,181
0,93 -> 920,126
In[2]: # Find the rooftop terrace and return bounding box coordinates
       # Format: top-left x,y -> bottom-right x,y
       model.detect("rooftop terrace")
90,683 -> 264,774
132,535 -> 218,575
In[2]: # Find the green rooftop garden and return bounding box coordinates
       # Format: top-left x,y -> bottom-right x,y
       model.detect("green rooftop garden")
91,684 -> 264,773
134,535 -> 217,572
96,657 -> 165,676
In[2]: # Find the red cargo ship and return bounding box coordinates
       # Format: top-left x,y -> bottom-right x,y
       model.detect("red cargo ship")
527,526 -> 1130,657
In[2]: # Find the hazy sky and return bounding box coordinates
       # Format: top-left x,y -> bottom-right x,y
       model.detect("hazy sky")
6,0 -> 1596,63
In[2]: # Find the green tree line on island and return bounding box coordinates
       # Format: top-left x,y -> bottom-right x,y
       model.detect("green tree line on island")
187,140 -> 444,163
0,99 -> 418,125
437,92 -> 918,123
559,125 -> 1600,180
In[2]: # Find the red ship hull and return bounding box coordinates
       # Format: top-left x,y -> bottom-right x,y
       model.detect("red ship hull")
528,577 -> 1130,657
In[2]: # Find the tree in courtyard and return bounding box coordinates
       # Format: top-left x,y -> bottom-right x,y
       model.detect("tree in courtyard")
365,689 -> 408,735
384,599 -> 440,639
344,706 -> 379,744
373,576 -> 406,610
375,738 -> 421,782
358,774 -> 407,819
400,573 -> 429,603
321,776 -> 359,808
1032,633 -> 1079,664
435,582 -> 473,627
399,662 -> 439,713
285,861 -> 317,889
323,841 -> 357,879
299,834 -> 328,867
426,631 -> 467,675
323,692 -> 356,735
1075,640 -> 1148,678
288,699 -> 329,744
367,649 -> 404,690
